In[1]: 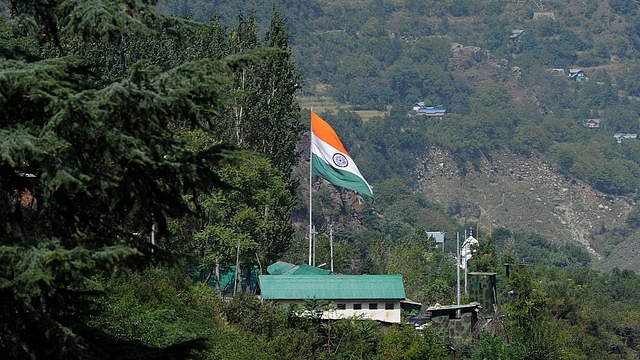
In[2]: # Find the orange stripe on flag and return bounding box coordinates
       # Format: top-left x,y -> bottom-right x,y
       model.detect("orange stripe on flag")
311,111 -> 348,155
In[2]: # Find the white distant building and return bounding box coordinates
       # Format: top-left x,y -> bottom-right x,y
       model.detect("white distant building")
614,133 -> 638,143
510,29 -> 525,39
412,102 -> 447,117
427,231 -> 445,244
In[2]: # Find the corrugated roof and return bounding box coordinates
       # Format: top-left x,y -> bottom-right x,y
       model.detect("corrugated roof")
267,262 -> 333,276
259,275 -> 406,300
290,264 -> 332,275
267,261 -> 297,275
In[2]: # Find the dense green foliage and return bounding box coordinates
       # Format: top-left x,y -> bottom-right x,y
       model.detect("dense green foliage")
0,0 -> 301,357
163,0 -> 640,198
83,257 -> 640,359
3,0 -> 640,358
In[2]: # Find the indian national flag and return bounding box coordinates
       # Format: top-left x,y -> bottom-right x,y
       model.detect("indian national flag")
311,111 -> 373,197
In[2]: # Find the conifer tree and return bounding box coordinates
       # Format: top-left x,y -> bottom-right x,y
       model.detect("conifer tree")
0,1 -> 265,357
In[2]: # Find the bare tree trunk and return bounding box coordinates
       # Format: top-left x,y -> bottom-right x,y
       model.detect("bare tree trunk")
234,69 -> 246,145
235,263 -> 242,294
215,258 -> 221,295
204,267 -> 213,284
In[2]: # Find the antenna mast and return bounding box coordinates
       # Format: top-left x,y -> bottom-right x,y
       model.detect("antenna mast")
517,0 -> 543,10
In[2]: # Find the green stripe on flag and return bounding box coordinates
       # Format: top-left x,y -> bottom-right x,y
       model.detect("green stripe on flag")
312,154 -> 373,197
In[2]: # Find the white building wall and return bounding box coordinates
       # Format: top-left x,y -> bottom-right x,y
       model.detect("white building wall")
273,300 -> 402,323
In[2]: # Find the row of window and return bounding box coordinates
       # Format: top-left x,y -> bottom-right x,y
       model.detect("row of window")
335,303 -> 395,310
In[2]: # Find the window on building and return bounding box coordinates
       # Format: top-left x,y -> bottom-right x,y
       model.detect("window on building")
353,303 -> 362,310
337,303 -> 346,310
369,303 -> 378,310
385,303 -> 395,310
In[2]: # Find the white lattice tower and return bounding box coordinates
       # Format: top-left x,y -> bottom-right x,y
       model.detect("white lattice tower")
516,0 -> 543,10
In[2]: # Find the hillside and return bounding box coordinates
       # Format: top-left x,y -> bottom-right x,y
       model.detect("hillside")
410,40 -> 640,271
291,30 -> 640,272
416,146 -> 639,271
153,0 -> 640,272
414,42 -> 638,271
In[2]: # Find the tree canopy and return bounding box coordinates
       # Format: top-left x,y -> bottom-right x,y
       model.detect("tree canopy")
0,0 -> 301,357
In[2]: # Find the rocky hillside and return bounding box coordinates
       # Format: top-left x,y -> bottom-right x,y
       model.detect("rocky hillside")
282,0 -> 640,272
412,43 -> 640,271
294,38 -> 640,272
416,146 -> 639,271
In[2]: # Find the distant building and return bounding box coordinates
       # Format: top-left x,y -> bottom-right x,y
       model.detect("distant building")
510,29 -> 525,39
548,68 -> 565,76
533,12 -> 555,20
427,231 -> 445,244
468,272 -> 497,316
412,102 -> 446,117
267,261 -> 333,275
569,69 -> 589,82
583,119 -> 600,128
460,235 -> 478,270
614,133 -> 638,143
196,265 -> 260,295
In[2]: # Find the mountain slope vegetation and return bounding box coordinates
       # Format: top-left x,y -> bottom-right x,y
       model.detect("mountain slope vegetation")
158,0 -> 640,271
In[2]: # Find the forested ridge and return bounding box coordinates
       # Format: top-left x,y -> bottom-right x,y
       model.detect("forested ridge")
153,0 -> 640,271
1,0 -> 640,359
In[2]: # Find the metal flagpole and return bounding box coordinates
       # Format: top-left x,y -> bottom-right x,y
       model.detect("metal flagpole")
330,224 -> 334,272
456,232 -> 460,306
309,111 -> 313,266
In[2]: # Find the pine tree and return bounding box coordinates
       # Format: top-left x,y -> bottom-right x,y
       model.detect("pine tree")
0,1 -> 264,357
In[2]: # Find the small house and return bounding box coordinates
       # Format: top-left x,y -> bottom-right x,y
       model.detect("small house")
259,274 -> 409,323
468,272 -> 497,315
533,12 -> 555,20
548,68 -> 565,76
510,29 -> 525,39
583,119 -> 600,128
569,69 -> 589,82
427,231 -> 445,245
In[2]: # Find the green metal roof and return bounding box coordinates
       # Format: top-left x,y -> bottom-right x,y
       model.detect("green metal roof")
259,275 -> 406,300
267,262 -> 333,276
290,264 -> 332,275
267,261 -> 297,275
